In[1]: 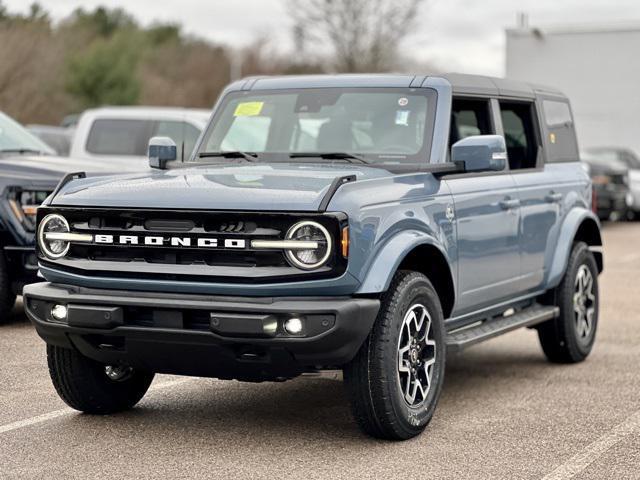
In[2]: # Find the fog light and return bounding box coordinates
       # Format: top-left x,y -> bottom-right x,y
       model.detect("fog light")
51,304 -> 68,321
284,317 -> 303,335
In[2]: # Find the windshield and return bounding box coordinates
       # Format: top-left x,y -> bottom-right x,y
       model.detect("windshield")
0,112 -> 55,155
195,88 -> 435,166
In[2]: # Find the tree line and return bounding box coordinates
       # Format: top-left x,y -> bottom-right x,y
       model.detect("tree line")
0,1 -> 427,125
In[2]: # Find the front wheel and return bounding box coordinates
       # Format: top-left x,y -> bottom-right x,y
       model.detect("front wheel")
538,242 -> 599,363
344,271 -> 446,440
47,345 -> 155,414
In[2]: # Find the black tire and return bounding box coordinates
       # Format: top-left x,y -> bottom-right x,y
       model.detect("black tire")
538,242 -> 599,363
47,345 -> 155,414
344,271 -> 446,440
0,253 -> 17,325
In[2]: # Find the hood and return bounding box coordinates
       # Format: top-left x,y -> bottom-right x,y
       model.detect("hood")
50,162 -> 393,211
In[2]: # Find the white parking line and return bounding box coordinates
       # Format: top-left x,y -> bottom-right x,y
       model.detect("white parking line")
542,410 -> 640,480
0,408 -> 72,435
0,377 -> 191,435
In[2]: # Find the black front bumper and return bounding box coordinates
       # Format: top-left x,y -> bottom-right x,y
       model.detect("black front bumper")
23,282 -> 380,381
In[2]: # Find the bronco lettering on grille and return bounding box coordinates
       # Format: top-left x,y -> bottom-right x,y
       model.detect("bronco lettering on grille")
93,234 -> 246,249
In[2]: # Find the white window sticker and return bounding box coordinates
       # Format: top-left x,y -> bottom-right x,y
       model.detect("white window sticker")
395,110 -> 410,126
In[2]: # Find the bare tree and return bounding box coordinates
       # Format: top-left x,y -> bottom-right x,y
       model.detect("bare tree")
289,0 -> 425,73
0,24 -> 69,124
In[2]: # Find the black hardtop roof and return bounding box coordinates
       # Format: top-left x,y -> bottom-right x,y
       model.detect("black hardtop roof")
227,73 -> 565,99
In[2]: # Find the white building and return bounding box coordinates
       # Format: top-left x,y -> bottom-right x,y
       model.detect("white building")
506,22 -> 640,154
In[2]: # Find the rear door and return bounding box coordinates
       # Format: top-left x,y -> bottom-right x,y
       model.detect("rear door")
502,97 -> 573,291
445,98 -> 521,314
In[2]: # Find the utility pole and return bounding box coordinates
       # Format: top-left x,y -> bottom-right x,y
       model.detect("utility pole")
229,50 -> 243,82
517,12 -> 529,29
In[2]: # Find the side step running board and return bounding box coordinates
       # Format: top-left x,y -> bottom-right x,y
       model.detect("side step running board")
446,304 -> 559,352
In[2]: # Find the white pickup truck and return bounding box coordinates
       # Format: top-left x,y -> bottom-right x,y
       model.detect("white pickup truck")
69,106 -> 210,170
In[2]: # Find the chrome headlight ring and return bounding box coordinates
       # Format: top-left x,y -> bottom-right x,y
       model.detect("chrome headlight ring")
284,220 -> 332,270
38,213 -> 71,259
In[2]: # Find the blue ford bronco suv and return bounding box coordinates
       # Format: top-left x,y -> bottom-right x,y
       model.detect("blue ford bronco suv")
24,74 -> 603,440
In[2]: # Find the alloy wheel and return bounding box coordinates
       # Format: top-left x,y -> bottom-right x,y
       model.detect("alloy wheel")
397,304 -> 437,406
573,264 -> 596,339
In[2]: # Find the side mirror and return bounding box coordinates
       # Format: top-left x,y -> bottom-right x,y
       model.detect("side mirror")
451,135 -> 507,173
148,136 -> 177,169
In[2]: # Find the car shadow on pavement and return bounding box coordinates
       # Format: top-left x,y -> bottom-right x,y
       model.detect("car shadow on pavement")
64,376 -> 368,443
47,341 -> 560,446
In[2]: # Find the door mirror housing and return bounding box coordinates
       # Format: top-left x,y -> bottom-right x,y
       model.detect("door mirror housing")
452,135 -> 507,173
148,136 -> 177,169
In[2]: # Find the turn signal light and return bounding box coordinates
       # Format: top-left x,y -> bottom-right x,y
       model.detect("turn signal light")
22,205 -> 38,216
341,226 -> 349,258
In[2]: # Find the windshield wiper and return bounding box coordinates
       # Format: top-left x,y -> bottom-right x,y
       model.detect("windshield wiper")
289,152 -> 371,164
198,151 -> 258,162
0,148 -> 44,155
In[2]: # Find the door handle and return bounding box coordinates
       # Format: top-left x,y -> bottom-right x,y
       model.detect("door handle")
546,192 -> 563,203
499,198 -> 520,210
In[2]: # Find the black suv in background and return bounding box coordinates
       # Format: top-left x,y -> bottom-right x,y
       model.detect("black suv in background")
0,111 -> 138,322
584,147 -> 640,220
582,150 -> 631,220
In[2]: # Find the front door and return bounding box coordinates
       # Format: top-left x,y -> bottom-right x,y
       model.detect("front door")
445,174 -> 521,315
445,97 -> 521,315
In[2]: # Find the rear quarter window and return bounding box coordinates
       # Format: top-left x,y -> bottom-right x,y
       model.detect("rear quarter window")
541,99 -> 579,163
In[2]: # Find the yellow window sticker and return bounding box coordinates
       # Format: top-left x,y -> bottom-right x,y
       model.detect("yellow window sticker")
234,101 -> 264,117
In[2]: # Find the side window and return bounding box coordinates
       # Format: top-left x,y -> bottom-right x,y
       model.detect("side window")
449,99 -> 493,149
542,99 -> 579,163
500,101 -> 539,170
155,121 -> 202,158
86,119 -> 152,156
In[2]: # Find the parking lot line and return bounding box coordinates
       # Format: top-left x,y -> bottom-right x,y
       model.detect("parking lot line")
0,377 -> 191,436
542,410 -> 640,480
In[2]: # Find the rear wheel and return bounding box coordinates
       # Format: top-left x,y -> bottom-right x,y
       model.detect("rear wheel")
0,253 -> 16,324
344,271 -> 446,440
47,345 -> 154,414
538,242 -> 599,363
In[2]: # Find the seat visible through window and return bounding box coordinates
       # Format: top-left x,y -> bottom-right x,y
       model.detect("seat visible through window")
500,101 -> 539,170
449,99 -> 493,149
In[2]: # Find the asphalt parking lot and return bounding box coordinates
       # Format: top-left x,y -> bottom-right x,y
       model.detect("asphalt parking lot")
1,222 -> 639,480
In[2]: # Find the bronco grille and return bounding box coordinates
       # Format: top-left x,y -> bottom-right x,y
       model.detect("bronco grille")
37,207 -> 347,283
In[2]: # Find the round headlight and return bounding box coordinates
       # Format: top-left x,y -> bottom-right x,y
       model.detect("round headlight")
285,221 -> 332,270
38,213 -> 71,259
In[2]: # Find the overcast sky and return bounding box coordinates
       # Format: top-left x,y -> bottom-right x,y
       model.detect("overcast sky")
5,0 -> 640,76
